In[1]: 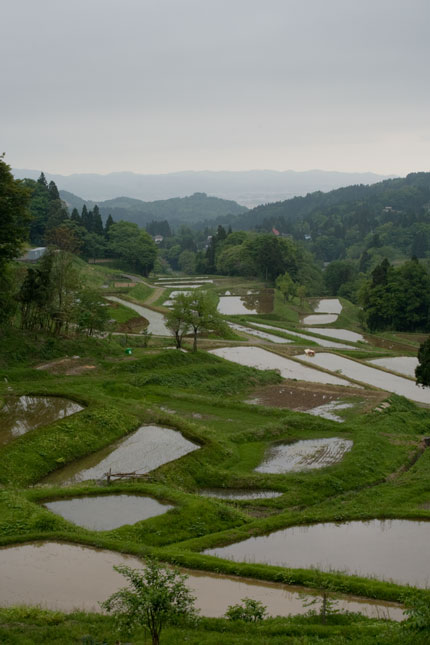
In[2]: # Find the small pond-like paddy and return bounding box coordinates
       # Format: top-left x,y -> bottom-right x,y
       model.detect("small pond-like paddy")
255,437 -> 353,473
200,489 -> 283,500
204,519 -> 430,588
44,495 -> 173,530
306,401 -> 353,422
0,542 -> 404,619
368,356 -> 419,378
298,352 -> 428,404
43,425 -> 199,485
313,298 -> 343,314
218,290 -> 274,315
209,346 -> 356,387
302,314 -> 338,325
0,396 -> 83,446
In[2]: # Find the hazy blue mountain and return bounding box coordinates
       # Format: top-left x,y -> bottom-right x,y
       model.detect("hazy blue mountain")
12,168 -> 393,207
59,191 -> 247,225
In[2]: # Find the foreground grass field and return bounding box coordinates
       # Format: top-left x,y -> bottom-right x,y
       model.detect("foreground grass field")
1,270 -> 430,643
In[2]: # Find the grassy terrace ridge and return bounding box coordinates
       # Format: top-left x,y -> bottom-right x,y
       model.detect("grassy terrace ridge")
1,271 -> 430,643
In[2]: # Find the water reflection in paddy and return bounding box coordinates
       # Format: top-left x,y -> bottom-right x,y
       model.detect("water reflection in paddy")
105,296 -> 170,335
313,299 -> 343,314
302,314 -> 338,325
0,396 -> 83,446
228,322 -> 292,344
43,425 -> 199,485
255,437 -> 353,473
200,489 -> 283,500
218,290 -> 274,315
368,356 -> 419,378
209,346 -> 356,387
204,519 -> 430,588
304,328 -> 365,343
253,323 -> 351,349
298,352 -> 429,404
0,542 -> 404,619
44,495 -> 173,530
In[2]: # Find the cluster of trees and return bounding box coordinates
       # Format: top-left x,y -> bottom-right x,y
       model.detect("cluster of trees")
359,258 -> 430,332
166,290 -> 227,351
18,249 -> 109,336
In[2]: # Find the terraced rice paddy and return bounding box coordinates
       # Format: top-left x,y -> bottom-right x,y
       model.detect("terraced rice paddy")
255,437 -> 353,473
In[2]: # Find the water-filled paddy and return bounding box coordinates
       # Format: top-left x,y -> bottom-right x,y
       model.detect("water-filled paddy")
228,322 -> 292,344
313,299 -> 343,314
304,328 -> 366,343
44,495 -> 173,530
204,519 -> 430,588
255,437 -> 353,473
368,356 -> 419,378
42,425 -> 199,485
0,396 -> 83,446
218,290 -> 273,315
302,314 -> 338,325
253,323 -> 351,349
306,401 -> 353,422
298,352 -> 429,404
106,296 -> 169,335
209,346 -> 356,387
200,489 -> 283,500
0,542 -> 403,619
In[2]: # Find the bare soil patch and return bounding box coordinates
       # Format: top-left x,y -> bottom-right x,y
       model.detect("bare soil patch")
35,358 -> 97,376
246,382 -> 386,413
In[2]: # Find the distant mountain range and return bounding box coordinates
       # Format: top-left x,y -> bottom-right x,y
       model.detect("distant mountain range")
12,168 -> 394,207
59,191 -> 247,225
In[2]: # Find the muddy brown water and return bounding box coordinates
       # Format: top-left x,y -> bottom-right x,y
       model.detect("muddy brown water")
255,437 -> 353,473
205,519 -> 430,588
200,489 -> 283,500
0,396 -> 83,446
218,290 -> 274,315
42,425 -> 199,485
44,495 -> 173,530
0,542 -> 404,619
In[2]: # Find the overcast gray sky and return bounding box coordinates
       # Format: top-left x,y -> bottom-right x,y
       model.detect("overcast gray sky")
1,0 -> 429,175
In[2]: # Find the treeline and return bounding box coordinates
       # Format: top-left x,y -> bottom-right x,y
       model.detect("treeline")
360,258 -> 430,332
207,172 -> 430,265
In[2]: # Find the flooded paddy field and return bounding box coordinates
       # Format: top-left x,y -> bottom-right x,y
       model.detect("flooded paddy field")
204,519 -> 430,588
0,542 -> 404,619
105,296 -> 169,335
42,425 -> 199,485
252,323 -> 351,349
304,328 -> 366,343
209,346 -> 357,387
298,352 -> 429,404
368,356 -> 419,378
218,289 -> 274,315
313,299 -> 343,314
301,313 -> 339,325
0,396 -> 83,446
255,437 -> 353,473
199,489 -> 283,500
44,494 -> 173,530
228,322 -> 292,344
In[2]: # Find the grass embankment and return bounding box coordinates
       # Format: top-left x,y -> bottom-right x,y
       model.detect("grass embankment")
2,606 -> 427,645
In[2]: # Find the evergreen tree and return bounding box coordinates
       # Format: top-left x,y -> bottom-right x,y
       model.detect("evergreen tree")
81,205 -> 91,231
48,180 -> 60,200
92,205 -> 104,235
37,172 -> 48,187
70,208 -> 81,225
105,214 -> 114,236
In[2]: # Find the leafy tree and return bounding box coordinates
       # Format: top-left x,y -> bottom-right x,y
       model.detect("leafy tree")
185,290 -> 227,352
225,597 -> 267,623
416,337 -> 430,387
165,293 -> 191,349
82,232 -> 106,262
108,221 -> 157,276
297,284 -> 307,307
101,561 -> 197,645
324,260 -> 356,296
275,271 -> 296,302
0,156 -> 31,270
76,288 -> 110,336
178,249 -> 196,274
